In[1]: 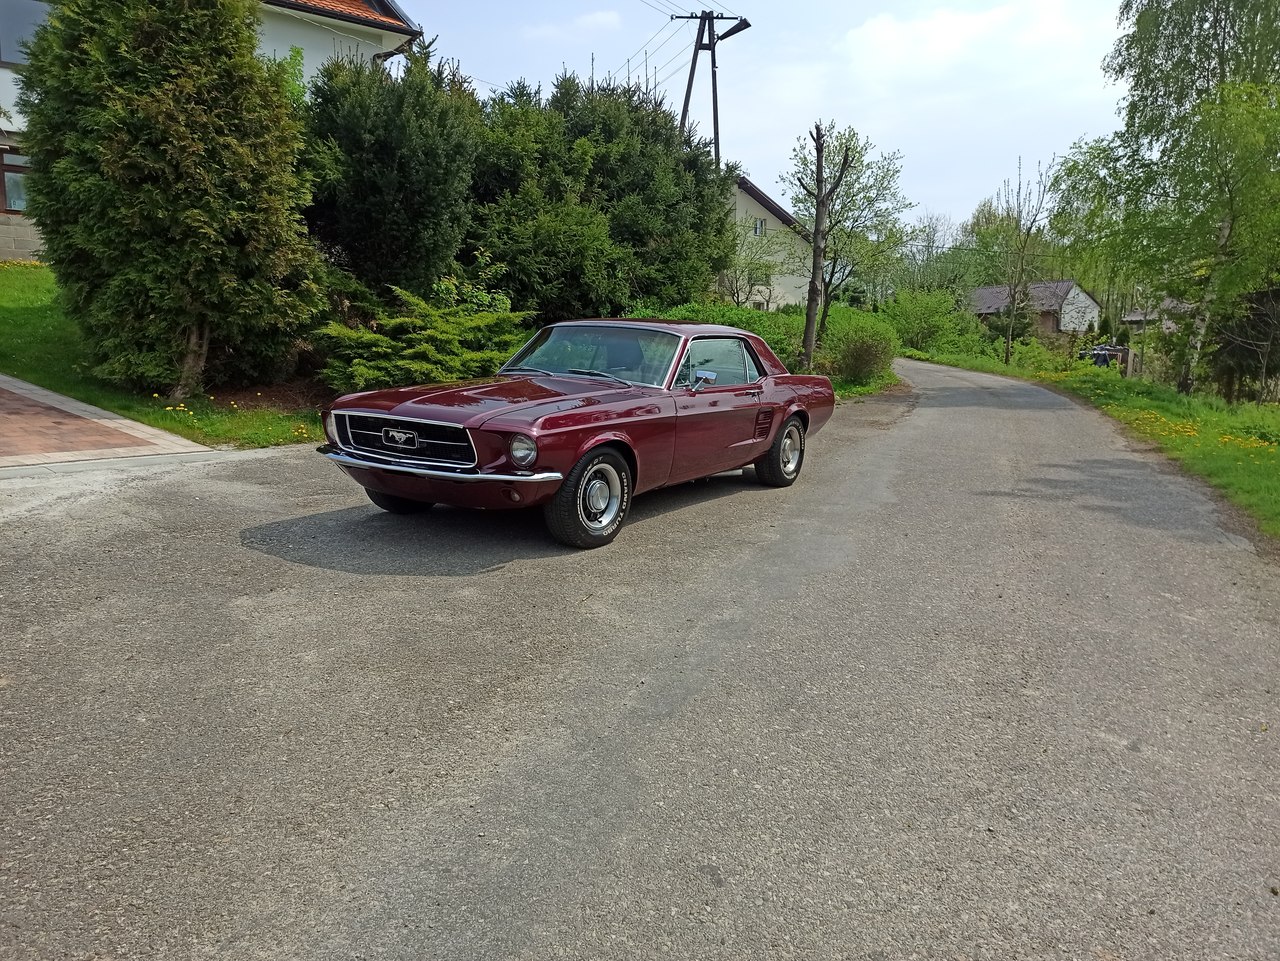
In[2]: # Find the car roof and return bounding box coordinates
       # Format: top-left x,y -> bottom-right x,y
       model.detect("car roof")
550,318 -> 758,339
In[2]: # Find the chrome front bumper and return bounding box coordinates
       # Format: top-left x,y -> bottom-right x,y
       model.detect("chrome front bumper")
318,446 -> 563,484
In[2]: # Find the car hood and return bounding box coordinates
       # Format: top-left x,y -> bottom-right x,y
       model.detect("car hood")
333,375 -> 632,428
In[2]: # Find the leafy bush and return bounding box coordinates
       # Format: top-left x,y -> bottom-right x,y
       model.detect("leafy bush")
816,314 -> 899,385
470,77 -> 736,319
314,289 -> 532,393
880,290 -> 962,351
1008,336 -> 1066,372
18,0 -> 318,397
308,45 -> 480,296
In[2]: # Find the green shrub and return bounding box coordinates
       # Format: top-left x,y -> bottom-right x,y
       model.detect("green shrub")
307,45 -> 479,296
18,0 -> 318,397
314,288 -> 532,393
815,314 -> 899,385
880,290 -> 960,351
1008,337 -> 1064,373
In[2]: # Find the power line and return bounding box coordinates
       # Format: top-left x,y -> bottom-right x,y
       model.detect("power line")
646,0 -> 692,15
635,0 -> 676,16
609,18 -> 682,84
652,36 -> 697,87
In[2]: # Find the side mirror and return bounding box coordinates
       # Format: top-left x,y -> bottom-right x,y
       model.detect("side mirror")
691,369 -> 717,392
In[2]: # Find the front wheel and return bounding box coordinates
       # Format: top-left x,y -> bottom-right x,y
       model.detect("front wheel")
544,448 -> 632,548
366,489 -> 433,514
755,415 -> 805,487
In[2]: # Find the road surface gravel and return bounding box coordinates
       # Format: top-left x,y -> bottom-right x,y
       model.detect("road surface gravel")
1,359 -> 1277,960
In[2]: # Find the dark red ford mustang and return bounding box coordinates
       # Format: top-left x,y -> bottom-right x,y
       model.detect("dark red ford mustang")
318,320 -> 835,548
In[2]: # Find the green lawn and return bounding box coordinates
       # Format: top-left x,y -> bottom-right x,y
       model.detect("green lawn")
912,352 -> 1280,538
0,262 -> 324,448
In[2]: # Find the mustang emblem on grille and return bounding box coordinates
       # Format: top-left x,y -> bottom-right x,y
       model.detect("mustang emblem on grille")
382,427 -> 418,449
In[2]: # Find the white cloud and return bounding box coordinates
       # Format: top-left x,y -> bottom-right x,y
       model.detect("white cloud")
522,10 -> 622,42
706,0 -> 1125,218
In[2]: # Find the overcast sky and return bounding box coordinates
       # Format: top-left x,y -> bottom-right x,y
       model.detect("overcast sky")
396,0 -> 1129,223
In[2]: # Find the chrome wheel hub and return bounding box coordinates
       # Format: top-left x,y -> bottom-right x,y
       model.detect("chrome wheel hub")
781,425 -> 803,475
585,478 -> 610,513
579,463 -> 623,531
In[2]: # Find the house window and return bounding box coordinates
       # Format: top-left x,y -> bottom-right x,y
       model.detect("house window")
1,151 -> 29,213
0,0 -> 47,65
753,218 -> 766,236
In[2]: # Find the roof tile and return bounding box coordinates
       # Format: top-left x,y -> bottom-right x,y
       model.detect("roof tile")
971,280 -> 1078,315
266,0 -> 417,33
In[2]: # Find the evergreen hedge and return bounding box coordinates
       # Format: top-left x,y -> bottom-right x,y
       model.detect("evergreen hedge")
18,0 -> 318,398
314,288 -> 532,393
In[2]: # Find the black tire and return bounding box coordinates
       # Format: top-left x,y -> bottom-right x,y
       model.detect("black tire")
755,415 -> 806,487
365,489 -> 433,514
544,448 -> 632,549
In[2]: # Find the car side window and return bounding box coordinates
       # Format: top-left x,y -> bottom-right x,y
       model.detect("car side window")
678,337 -> 752,387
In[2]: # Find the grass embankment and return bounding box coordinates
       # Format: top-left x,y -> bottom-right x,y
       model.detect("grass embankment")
0,262 -> 323,448
910,350 -> 1280,537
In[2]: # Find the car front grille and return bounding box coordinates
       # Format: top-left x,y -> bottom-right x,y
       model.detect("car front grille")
336,413 -> 477,467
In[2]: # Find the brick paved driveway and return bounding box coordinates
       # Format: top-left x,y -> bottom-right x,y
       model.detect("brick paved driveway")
0,374 -> 206,470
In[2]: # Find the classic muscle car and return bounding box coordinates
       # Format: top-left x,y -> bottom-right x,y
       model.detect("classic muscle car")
318,320 -> 836,548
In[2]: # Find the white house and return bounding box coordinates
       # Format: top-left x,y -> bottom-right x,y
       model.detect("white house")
726,175 -> 812,310
970,280 -> 1101,336
0,0 -> 420,260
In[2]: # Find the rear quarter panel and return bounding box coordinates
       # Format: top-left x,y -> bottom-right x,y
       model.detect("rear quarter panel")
777,375 -> 835,434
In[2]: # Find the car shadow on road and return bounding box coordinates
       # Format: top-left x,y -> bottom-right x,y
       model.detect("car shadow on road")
240,470 -> 770,577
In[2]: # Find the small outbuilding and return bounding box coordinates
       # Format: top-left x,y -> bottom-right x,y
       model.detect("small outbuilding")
970,280 -> 1101,336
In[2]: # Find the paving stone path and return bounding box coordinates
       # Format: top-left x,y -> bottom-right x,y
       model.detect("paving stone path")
0,373 -> 207,471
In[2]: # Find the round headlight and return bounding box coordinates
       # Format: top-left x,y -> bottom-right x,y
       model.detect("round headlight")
509,434 -> 538,467
322,411 -> 339,446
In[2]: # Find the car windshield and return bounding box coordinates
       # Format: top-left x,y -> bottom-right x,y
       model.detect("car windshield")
502,325 -> 682,388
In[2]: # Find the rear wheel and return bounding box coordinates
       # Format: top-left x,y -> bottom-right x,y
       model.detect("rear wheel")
544,448 -> 632,548
365,489 -> 433,514
755,415 -> 805,487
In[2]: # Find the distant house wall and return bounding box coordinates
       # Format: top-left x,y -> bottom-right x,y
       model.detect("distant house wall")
1060,285 -> 1099,332
258,6 -> 404,83
731,188 -> 810,309
0,68 -> 19,128
0,2 -> 410,260
0,211 -> 39,260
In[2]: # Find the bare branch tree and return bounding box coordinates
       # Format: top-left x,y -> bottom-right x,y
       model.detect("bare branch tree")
794,122 -> 853,369
783,122 -> 912,360
993,158 -> 1056,364
719,216 -> 787,308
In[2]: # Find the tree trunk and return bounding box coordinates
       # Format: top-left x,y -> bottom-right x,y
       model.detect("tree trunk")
816,283 -> 834,348
802,127 -> 827,371
173,321 -> 211,401
1259,331 -> 1273,406
1003,311 -> 1014,365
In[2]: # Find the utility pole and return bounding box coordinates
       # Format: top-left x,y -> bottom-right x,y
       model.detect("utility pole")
671,10 -> 750,166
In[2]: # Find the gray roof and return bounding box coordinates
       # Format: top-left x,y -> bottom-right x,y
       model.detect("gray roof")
970,280 -> 1079,316
1122,298 -> 1193,324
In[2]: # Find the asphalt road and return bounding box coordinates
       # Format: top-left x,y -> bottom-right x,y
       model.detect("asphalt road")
2,359 -> 1277,960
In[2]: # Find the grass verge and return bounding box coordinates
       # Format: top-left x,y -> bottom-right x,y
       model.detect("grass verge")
908,351 -> 1280,537
0,262 -> 323,448
832,369 -> 900,398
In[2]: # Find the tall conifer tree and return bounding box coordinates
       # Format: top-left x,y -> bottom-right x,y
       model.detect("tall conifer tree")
19,0 -> 317,397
